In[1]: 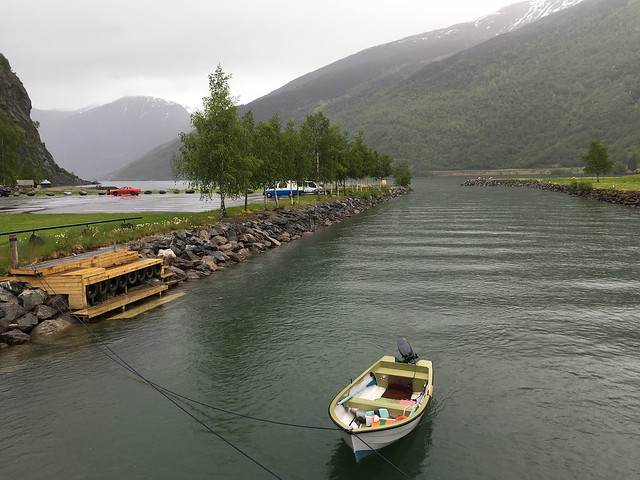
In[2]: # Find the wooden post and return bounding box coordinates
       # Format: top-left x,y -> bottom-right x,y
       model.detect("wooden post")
9,234 -> 18,269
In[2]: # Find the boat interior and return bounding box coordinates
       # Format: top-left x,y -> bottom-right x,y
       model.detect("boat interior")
334,356 -> 432,428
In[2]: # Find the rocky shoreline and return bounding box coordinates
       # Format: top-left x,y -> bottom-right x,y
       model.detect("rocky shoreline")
461,178 -> 640,208
1,188 -> 411,351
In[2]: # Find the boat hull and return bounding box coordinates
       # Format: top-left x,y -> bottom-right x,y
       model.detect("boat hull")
328,355 -> 434,461
342,410 -> 425,461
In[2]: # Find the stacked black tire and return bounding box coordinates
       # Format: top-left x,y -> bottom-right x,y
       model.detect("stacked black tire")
85,264 -> 163,306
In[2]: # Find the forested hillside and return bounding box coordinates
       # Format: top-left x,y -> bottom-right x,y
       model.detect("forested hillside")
324,0 -> 640,173
241,1 -> 537,124
118,0 -> 634,178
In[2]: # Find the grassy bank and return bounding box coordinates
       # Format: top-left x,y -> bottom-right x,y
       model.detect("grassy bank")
538,174 -> 640,190
0,188 -> 389,274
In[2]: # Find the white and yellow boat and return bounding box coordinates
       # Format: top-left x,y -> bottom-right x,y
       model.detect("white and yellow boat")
328,339 -> 434,461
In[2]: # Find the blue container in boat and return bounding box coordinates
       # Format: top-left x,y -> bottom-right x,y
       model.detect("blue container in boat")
379,408 -> 390,419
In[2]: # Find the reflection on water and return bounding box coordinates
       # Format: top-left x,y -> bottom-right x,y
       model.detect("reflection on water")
327,414 -> 434,480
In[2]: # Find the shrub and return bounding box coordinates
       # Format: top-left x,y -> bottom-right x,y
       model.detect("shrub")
569,180 -> 593,192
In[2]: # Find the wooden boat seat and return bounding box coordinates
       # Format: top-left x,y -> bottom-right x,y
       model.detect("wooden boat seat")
381,375 -> 413,400
343,397 -> 415,417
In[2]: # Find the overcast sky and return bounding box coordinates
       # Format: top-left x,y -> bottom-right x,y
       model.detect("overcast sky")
2,0 -> 513,111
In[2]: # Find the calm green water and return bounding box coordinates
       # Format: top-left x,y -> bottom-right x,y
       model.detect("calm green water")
2,177 -> 640,479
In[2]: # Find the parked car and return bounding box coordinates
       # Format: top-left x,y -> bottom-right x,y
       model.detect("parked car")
298,180 -> 324,194
0,185 -> 10,197
263,182 -> 300,198
108,186 -> 141,196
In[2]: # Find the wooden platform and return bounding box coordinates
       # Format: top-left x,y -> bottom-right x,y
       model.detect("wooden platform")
73,284 -> 169,319
10,248 -> 140,276
9,248 -> 174,317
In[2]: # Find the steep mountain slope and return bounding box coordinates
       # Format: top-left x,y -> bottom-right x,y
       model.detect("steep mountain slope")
243,0 -> 584,124
0,53 -> 83,186
324,0 -> 638,173
122,0 -> 585,179
32,96 -> 191,179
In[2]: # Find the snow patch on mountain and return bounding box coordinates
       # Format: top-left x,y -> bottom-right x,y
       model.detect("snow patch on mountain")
396,0 -> 584,46
509,0 -> 585,31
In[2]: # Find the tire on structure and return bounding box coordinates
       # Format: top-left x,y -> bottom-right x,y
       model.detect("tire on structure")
86,284 -> 98,305
97,280 -> 109,300
108,278 -> 118,296
136,269 -> 146,284
127,271 -> 138,287
153,264 -> 162,278
145,266 -> 154,280
117,275 -> 127,289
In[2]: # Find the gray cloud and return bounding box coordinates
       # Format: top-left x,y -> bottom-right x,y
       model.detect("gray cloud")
1,0 -> 509,110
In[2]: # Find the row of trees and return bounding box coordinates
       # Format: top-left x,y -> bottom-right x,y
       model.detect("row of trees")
177,66 -> 404,217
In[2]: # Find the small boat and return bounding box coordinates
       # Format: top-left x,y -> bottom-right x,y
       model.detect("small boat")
328,338 -> 434,461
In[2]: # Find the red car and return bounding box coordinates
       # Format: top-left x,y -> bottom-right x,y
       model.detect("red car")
108,186 -> 141,196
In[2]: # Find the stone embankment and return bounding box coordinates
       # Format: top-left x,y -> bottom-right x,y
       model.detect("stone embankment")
461,178 -> 640,208
0,189 -> 410,350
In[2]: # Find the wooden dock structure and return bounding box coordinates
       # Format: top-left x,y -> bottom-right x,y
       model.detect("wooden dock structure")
9,248 -> 172,319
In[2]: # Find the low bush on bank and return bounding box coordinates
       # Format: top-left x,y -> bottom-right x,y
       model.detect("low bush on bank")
568,180 -> 593,192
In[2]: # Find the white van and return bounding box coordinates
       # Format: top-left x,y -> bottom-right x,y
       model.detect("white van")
298,181 -> 324,194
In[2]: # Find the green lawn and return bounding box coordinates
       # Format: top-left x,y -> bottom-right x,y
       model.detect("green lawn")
539,174 -> 640,190
0,189 -> 375,274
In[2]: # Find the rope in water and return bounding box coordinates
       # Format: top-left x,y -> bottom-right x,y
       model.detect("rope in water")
24,264 -> 283,480
15,251 -> 414,479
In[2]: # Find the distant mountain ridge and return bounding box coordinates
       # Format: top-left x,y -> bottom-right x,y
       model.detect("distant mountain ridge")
242,0 -> 584,124
119,0 -> 584,179
323,0 -> 638,173
32,96 -> 191,179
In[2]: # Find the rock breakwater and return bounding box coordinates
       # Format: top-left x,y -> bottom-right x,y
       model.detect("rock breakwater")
0,188 -> 410,350
461,178 -> 640,208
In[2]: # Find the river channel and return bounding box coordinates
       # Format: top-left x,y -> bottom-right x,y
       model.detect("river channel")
1,177 -> 639,479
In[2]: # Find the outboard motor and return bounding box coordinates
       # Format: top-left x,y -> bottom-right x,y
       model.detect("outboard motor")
396,337 -> 419,364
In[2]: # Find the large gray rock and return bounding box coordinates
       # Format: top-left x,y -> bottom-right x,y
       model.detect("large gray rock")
46,295 -> 69,311
16,313 -> 39,332
210,235 -> 227,246
34,304 -> 58,320
0,302 -> 26,323
167,266 -> 187,281
0,329 -> 31,345
0,287 -> 18,303
200,256 -> 218,271
30,318 -> 73,341
219,241 -> 238,252
210,251 -> 230,263
18,289 -> 48,311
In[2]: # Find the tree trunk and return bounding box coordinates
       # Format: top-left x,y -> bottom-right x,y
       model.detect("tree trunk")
220,189 -> 227,219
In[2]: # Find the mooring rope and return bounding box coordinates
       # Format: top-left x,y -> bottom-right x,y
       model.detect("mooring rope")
26,268 -> 283,480
348,431 -> 414,480
13,252 -> 414,479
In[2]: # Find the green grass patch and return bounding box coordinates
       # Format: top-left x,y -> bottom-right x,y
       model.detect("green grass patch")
540,174 -> 640,190
0,187 -> 389,274
0,206 -> 272,274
